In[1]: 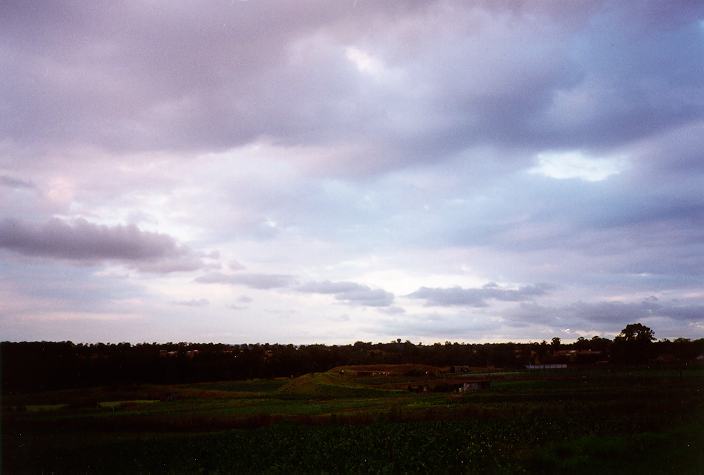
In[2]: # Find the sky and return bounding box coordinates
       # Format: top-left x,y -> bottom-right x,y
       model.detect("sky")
1,0 -> 703,344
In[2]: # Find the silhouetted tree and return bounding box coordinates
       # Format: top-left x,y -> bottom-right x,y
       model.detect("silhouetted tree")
616,323 -> 655,343
613,323 -> 655,364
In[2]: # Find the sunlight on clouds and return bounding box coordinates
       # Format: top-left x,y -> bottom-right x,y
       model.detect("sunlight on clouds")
359,269 -> 488,297
345,47 -> 384,76
46,177 -> 75,205
530,151 -> 626,182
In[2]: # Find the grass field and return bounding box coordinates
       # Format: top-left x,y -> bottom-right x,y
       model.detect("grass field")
3,366 -> 703,473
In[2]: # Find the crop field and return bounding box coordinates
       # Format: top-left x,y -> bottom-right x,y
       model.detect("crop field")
3,366 -> 703,473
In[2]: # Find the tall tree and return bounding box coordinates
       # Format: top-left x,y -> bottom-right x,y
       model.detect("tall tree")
613,323 -> 655,364
616,323 -> 655,343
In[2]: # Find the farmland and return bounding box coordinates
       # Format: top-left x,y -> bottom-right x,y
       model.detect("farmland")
3,365 -> 703,473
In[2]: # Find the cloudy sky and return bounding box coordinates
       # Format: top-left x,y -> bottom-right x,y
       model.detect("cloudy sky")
1,0 -> 703,343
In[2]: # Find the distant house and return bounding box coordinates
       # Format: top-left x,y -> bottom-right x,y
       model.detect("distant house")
461,380 -> 491,391
654,354 -> 678,365
407,380 -> 490,393
449,365 -> 471,374
526,364 -> 567,370
543,350 -> 603,365
408,384 -> 429,393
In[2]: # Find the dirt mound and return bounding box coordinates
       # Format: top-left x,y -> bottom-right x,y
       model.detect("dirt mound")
277,372 -> 397,398
331,363 -> 444,375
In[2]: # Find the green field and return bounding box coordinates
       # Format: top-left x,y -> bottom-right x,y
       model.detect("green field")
3,366 -> 703,473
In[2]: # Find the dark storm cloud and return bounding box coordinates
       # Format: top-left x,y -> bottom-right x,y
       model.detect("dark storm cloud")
0,218 -> 203,272
297,280 -> 395,307
408,283 -> 552,307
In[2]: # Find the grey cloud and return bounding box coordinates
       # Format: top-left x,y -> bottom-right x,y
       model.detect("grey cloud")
0,218 -> 203,272
408,283 -> 552,307
568,299 -> 704,324
229,260 -> 246,270
0,175 -> 33,189
382,306 -> 406,315
195,274 -> 394,306
633,122 -> 704,176
432,149 -> 704,287
297,280 -> 395,307
297,280 -> 365,294
506,298 -> 704,331
2,1 -> 701,173
134,256 -> 208,274
173,298 -> 209,307
228,295 -> 252,310
0,258 -> 148,314
195,272 -> 295,289
334,287 -> 394,307
0,0 -> 432,157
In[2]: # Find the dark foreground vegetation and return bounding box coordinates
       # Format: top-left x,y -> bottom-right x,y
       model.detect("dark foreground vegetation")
2,323 -> 702,391
2,324 -> 703,473
3,366 -> 703,473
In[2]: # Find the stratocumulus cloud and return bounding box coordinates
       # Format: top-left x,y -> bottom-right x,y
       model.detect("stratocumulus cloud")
2,2 -> 702,168
407,283 -> 552,307
195,276 -> 395,307
0,218 -> 203,272
173,298 -> 209,307
505,298 -> 704,331
195,272 -> 296,289
0,175 -> 33,189
297,281 -> 395,307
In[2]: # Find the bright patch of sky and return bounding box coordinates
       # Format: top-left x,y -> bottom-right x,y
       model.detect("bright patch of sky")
530,151 -> 626,182
345,47 -> 384,76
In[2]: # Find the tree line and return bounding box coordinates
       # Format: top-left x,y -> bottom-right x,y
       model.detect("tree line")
2,323 -> 702,392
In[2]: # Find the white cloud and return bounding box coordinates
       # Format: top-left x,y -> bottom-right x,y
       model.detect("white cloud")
530,151 -> 626,182
345,47 -> 385,77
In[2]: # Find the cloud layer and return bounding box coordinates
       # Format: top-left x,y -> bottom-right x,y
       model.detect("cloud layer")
408,283 -> 552,307
1,1 -> 703,342
297,281 -> 395,307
